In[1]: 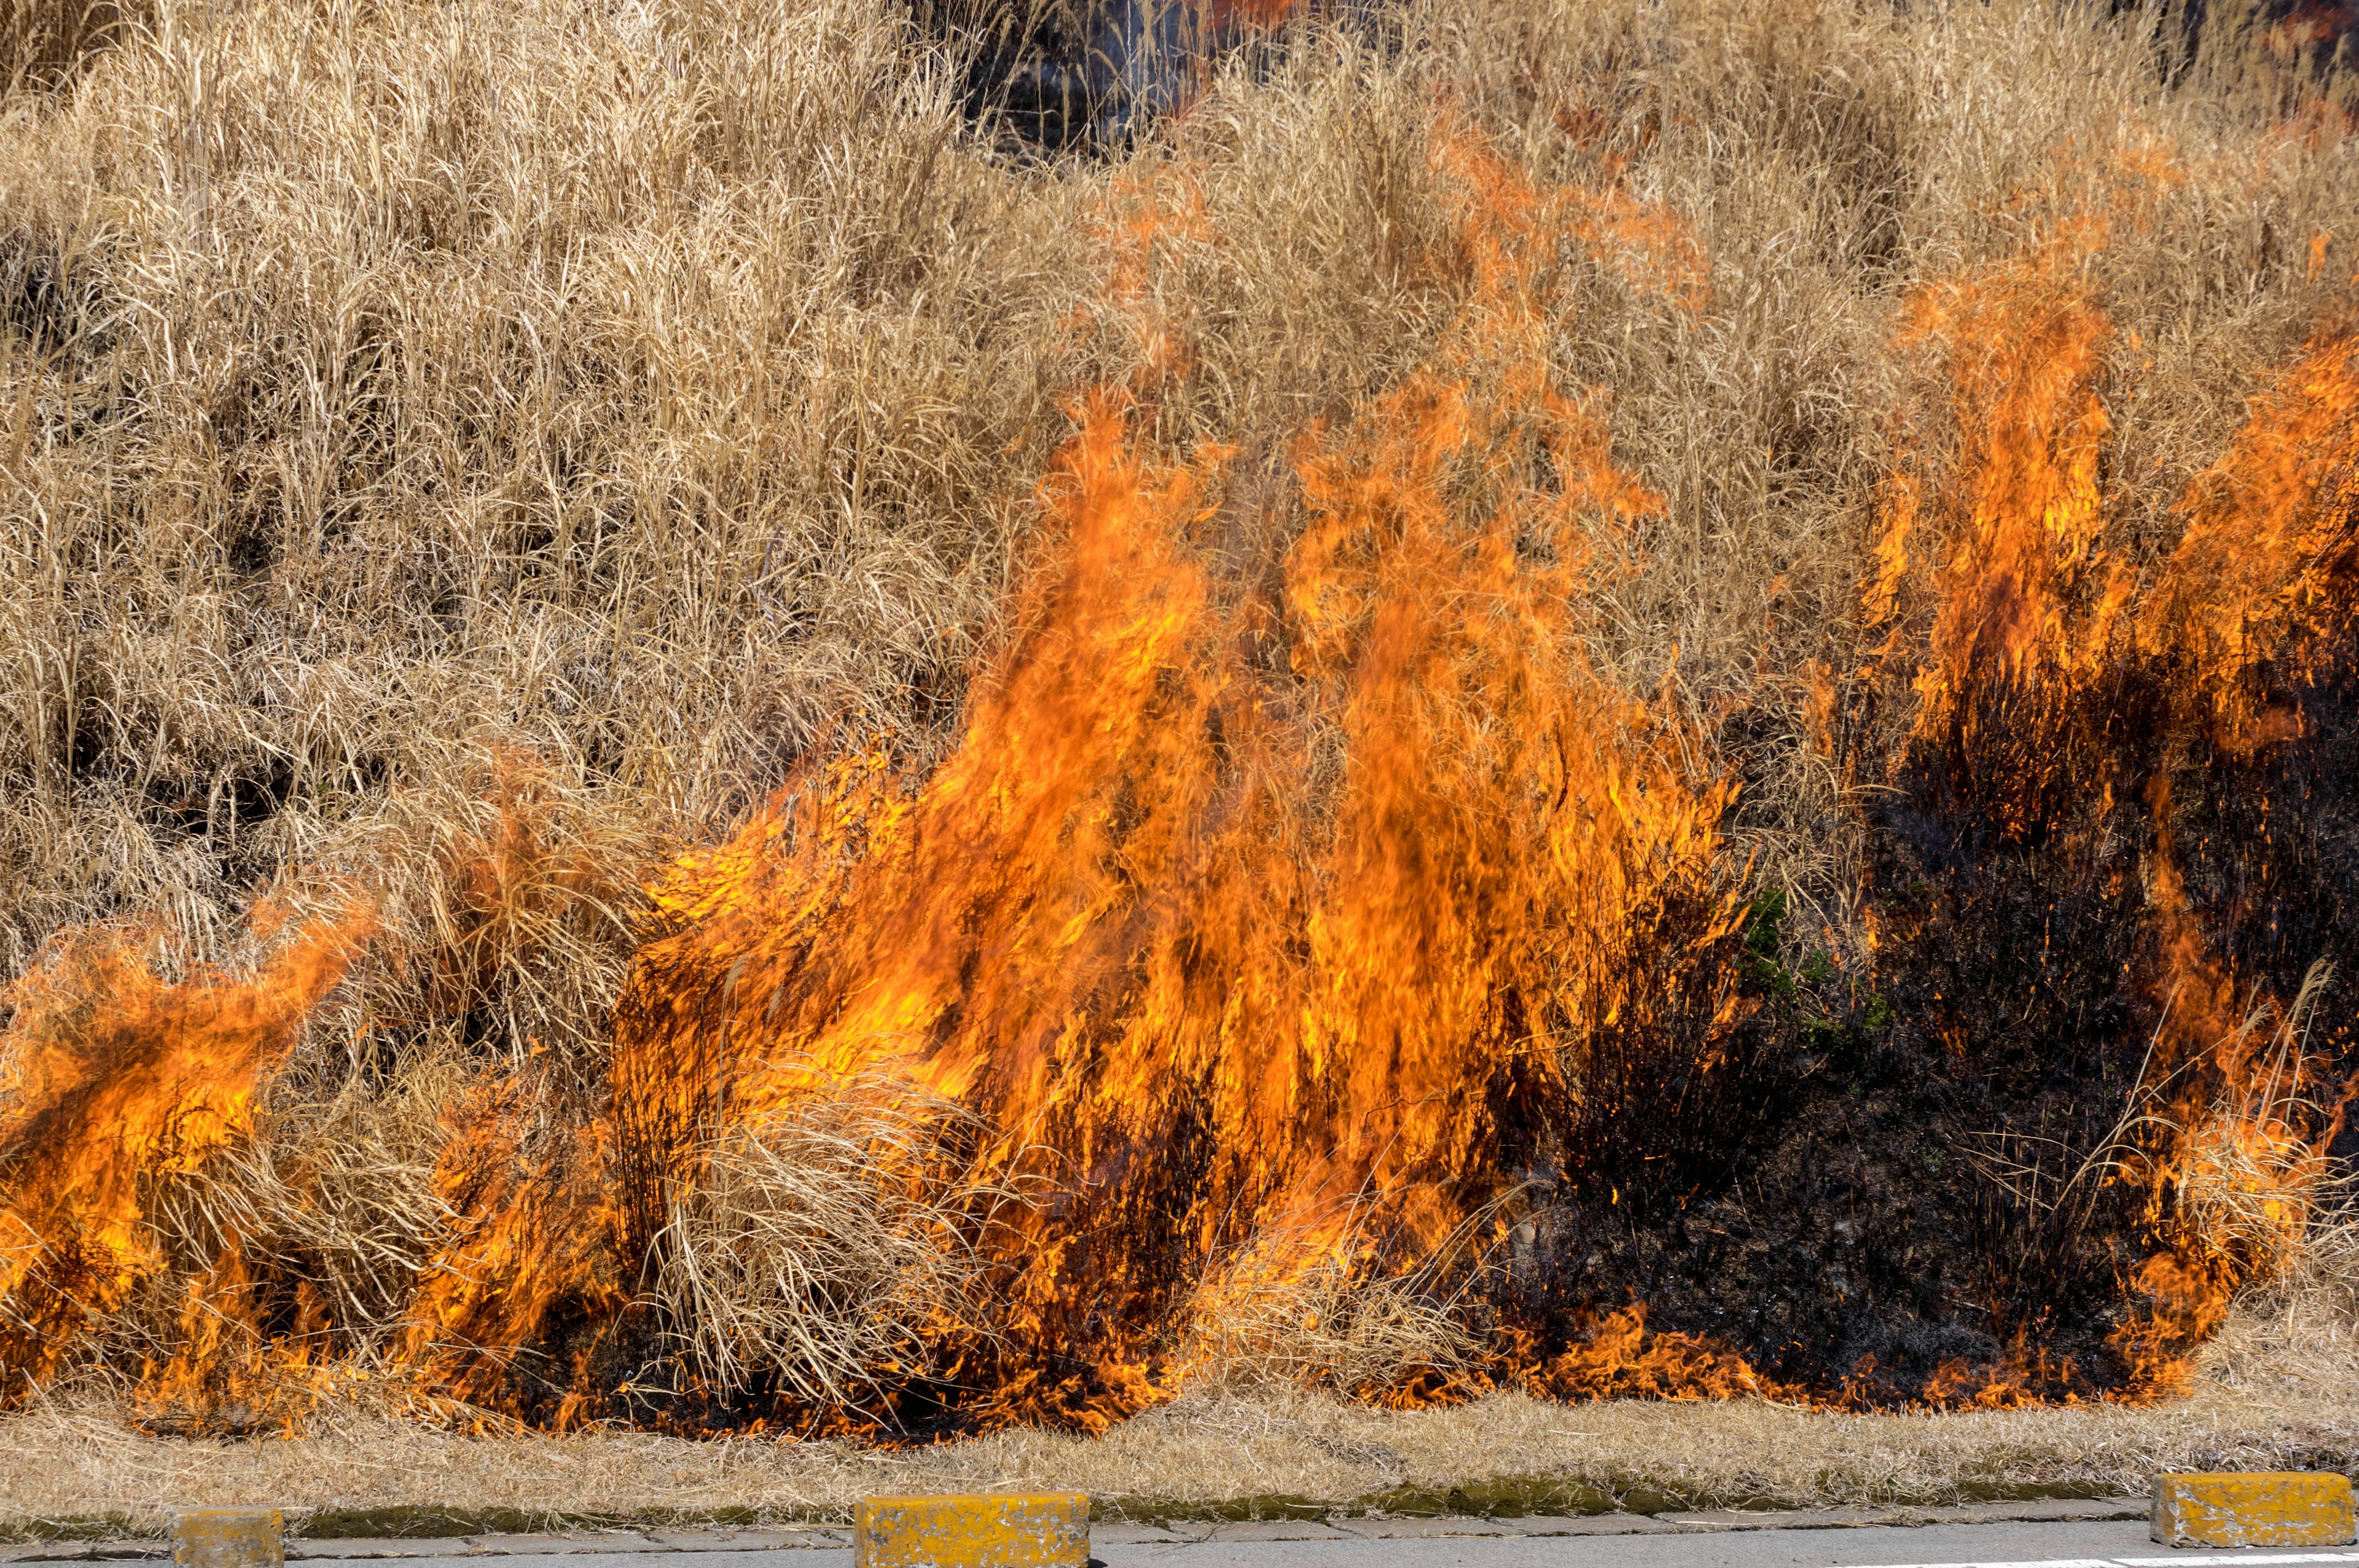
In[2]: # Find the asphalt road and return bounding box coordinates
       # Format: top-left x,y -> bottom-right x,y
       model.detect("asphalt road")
1089,1523 -> 2359,1568
211,1516 -> 2359,1568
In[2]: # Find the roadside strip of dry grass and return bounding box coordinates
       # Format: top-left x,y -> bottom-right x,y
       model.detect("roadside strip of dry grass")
2,1317 -> 2355,1537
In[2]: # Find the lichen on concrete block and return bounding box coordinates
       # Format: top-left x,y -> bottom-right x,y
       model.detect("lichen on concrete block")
855,1493 -> 1089,1568
2151,1472 -> 2356,1547
173,1508 -> 287,1568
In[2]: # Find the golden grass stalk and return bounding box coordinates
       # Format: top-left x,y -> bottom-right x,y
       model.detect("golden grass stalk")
651,1071 -> 1015,1405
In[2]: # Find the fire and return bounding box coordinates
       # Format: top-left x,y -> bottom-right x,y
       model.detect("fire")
603,127 -> 1747,1427
1,88 -> 2356,1434
1493,1308 -> 1783,1404
1896,218 -> 2119,743
0,904 -> 372,1402
1866,138 -> 2359,1397
2153,334 -> 2359,736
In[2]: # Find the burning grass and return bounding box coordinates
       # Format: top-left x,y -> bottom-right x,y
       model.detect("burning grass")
6,0 -> 2359,1440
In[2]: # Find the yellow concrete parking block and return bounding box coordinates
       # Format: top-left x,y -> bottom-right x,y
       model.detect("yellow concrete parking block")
171,1508 -> 286,1568
855,1492 -> 1090,1568
2153,1472 -> 2357,1548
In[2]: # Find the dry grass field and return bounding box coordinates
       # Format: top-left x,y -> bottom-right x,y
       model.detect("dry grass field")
7,0 -> 2359,1492
2,1299 -> 2357,1531
0,1213 -> 2337,1523
10,0 -> 2343,1004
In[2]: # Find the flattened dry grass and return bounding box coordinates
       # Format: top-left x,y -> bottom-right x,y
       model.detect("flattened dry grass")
11,1259 -> 2359,1531
1,1322 -> 2354,1531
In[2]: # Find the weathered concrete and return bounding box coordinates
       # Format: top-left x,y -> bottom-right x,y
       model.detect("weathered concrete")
2151,1473 -> 2357,1548
171,1512 -> 284,1568
43,1494 -> 2359,1568
173,1518 -> 2359,1568
852,1496 -> 1087,1568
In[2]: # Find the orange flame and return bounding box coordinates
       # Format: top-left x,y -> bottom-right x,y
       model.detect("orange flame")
1872,142 -> 2359,1396
1894,216 -> 2121,747
606,128 -> 1747,1426
0,905 -> 373,1398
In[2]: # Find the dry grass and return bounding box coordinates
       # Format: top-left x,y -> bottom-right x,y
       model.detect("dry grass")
14,1187 -> 2359,1525
6,0 -> 2359,1443
1175,1207 -> 1481,1398
649,1072 -> 1013,1405
1,1332 -> 2356,1530
1,0 -> 1094,985
10,1174 -> 2359,1521
6,0 -> 2349,1002
149,1049 -> 467,1341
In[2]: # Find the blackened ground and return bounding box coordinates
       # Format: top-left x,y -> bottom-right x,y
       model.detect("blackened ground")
1489,642 -> 2359,1406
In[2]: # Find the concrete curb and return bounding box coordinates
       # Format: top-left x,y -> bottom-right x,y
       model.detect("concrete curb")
0,1496 -> 2148,1562
1105,1497 -> 2148,1545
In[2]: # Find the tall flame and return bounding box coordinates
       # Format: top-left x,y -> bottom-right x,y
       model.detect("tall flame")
606,130 -> 1747,1426
1868,144 -> 2359,1396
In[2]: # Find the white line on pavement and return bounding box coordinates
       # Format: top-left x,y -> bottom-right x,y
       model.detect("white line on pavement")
1865,1559 -> 2125,1567
1868,1556 -> 2359,1568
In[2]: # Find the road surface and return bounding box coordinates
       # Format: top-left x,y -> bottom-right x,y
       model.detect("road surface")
14,1502 -> 2352,1568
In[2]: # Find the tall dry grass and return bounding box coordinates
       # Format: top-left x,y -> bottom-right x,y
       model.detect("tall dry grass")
3,0 -> 2357,1413
15,0 -> 2338,966
649,1070 -> 1015,1406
